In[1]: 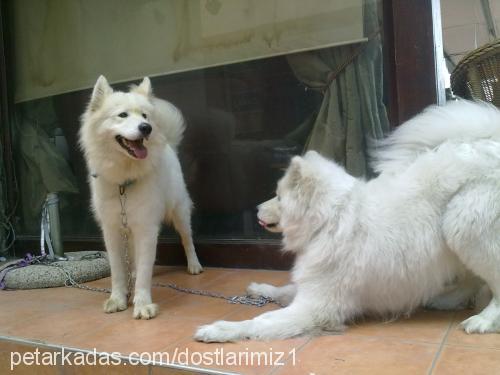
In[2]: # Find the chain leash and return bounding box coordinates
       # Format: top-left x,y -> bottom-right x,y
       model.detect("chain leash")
41,262 -> 283,308
118,185 -> 134,302
153,282 -> 284,308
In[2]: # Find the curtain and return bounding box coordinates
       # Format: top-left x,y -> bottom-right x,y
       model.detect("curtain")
14,100 -> 79,233
287,0 -> 389,177
0,137 -> 8,256
12,0 -> 364,103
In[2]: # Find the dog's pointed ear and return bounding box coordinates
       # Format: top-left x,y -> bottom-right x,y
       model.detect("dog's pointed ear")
89,75 -> 113,112
303,150 -> 320,161
132,77 -> 153,98
288,156 -> 308,186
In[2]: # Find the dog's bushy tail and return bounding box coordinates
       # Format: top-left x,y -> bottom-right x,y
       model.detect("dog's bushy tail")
370,100 -> 500,174
153,98 -> 186,150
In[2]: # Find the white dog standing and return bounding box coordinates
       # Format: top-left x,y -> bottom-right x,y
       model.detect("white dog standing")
80,76 -> 202,319
195,100 -> 500,342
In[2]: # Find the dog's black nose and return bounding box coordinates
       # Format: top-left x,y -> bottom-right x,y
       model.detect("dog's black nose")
138,123 -> 152,136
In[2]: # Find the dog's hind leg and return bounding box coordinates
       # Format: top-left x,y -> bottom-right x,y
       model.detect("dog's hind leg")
102,224 -> 129,313
426,274 -> 483,311
171,200 -> 203,275
443,182 -> 500,333
247,282 -> 296,306
458,228 -> 500,334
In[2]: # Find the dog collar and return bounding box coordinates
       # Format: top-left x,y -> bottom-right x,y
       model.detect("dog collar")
90,173 -> 137,191
119,179 -> 136,189
118,179 -> 136,195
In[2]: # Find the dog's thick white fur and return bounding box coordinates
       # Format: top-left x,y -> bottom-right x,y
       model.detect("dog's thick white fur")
80,76 -> 202,319
195,100 -> 500,342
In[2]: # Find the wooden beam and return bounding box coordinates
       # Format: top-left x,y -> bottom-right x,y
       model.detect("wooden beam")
384,0 -> 444,125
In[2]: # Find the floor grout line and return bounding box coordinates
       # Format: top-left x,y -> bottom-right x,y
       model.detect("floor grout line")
443,342 -> 500,350
344,331 -> 450,346
427,311 -> 456,375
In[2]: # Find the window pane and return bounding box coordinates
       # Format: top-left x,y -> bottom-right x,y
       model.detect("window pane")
8,0 -> 388,242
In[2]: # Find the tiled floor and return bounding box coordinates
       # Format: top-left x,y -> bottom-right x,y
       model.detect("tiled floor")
1,266 -> 499,374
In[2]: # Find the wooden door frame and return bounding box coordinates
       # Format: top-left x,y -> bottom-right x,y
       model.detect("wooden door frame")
383,0 -> 445,126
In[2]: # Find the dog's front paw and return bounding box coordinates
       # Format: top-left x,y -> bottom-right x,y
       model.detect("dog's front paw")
194,321 -> 243,343
103,295 -> 128,313
461,314 -> 500,334
187,260 -> 203,275
133,303 -> 159,320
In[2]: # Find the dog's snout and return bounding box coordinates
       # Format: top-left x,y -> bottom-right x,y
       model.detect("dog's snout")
139,123 -> 152,136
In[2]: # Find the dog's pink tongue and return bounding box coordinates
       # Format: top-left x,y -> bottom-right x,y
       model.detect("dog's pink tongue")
129,141 -> 148,159
134,148 -> 148,159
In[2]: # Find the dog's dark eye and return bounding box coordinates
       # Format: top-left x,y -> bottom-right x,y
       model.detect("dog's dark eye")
118,112 -> 128,118
142,113 -> 147,119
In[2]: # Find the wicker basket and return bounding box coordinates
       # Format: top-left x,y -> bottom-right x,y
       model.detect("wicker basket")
451,39 -> 500,106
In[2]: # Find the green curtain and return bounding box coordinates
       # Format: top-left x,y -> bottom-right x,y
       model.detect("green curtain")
287,0 -> 389,177
0,132 -> 8,256
14,99 -> 78,233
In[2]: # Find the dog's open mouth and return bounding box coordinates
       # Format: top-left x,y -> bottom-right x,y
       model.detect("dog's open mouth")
258,219 -> 278,229
115,135 -> 148,159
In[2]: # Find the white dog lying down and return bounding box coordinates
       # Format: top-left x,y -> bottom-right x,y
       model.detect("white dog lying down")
195,100 -> 500,342
80,76 -> 202,319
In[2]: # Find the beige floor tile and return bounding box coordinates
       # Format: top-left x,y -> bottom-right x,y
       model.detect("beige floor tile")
274,335 -> 438,375
158,294 -> 246,321
349,310 -> 454,344
1,303 -> 130,344
153,267 -> 237,289
433,345 -> 500,374
202,270 -> 290,295
64,315 -> 204,355
0,301 -> 61,335
445,310 -> 500,349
